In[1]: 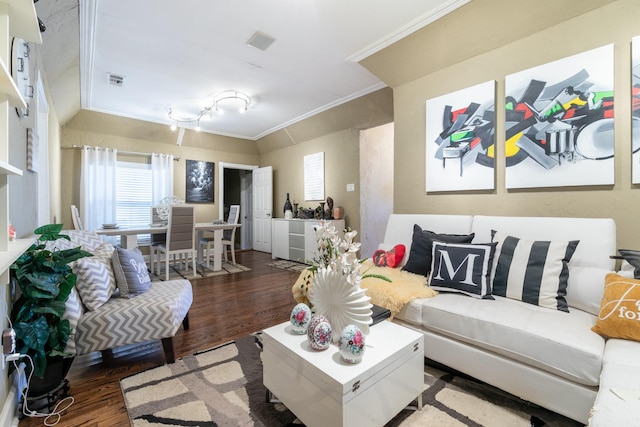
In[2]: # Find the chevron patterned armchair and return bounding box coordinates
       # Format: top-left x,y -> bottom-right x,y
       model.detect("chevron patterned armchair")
49,230 -> 193,363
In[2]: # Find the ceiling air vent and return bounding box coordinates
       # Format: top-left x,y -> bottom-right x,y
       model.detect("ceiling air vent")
108,73 -> 125,87
247,31 -> 276,51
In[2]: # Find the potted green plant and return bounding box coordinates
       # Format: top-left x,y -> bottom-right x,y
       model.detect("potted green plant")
10,224 -> 92,395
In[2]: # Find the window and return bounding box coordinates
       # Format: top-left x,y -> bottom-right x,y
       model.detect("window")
116,161 -> 152,243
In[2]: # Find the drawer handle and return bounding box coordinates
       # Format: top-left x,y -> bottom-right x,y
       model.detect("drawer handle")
352,380 -> 361,393
413,342 -> 420,352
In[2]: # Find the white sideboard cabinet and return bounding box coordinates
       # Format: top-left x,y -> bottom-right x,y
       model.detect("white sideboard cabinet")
272,219 -> 345,263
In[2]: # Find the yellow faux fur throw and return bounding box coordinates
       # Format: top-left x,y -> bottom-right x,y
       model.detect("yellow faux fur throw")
291,259 -> 437,319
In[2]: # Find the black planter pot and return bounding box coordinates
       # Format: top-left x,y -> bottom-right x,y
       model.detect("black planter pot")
27,356 -> 74,398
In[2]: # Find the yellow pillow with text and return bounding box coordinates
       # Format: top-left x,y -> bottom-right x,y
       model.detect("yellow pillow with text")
592,273 -> 640,341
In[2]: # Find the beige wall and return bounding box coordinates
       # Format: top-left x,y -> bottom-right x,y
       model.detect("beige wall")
370,0 -> 640,250
261,128 -> 362,231
60,111 -> 260,228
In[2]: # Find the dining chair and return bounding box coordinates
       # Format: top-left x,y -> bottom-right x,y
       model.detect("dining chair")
70,205 -> 84,230
155,205 -> 197,280
200,204 -> 240,268
149,206 -> 167,274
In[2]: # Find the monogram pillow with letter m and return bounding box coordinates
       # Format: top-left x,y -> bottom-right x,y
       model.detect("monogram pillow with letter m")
428,241 -> 497,299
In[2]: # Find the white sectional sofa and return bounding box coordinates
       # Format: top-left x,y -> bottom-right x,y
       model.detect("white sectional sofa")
378,214 -> 620,425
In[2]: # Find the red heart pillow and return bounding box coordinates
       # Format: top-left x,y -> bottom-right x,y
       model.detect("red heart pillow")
373,244 -> 406,268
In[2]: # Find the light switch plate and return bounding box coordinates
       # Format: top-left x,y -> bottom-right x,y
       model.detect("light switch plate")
346,183 -> 355,192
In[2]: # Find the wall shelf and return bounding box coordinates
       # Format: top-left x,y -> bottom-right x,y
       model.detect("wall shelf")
0,237 -> 32,276
0,159 -> 22,175
0,56 -> 26,108
6,0 -> 42,43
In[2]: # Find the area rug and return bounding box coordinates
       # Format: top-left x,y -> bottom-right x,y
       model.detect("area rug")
151,261 -> 251,281
121,334 -> 582,426
266,259 -> 309,272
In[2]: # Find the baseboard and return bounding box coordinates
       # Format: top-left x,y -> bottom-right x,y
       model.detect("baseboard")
0,384 -> 19,427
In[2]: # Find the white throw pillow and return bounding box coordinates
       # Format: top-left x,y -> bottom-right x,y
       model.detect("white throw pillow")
566,267 -> 613,316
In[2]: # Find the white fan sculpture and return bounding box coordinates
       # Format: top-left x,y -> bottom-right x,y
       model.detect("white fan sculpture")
156,196 -> 184,221
309,268 -> 373,343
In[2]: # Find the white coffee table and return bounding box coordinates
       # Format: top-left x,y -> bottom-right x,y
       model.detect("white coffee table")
262,320 -> 424,427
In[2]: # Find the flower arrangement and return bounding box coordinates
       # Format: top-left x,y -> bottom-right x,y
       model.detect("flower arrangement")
308,222 -> 361,283
307,221 -> 390,284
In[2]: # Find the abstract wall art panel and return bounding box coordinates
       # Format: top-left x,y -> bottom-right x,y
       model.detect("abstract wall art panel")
632,36 -> 640,184
504,44 -> 614,189
425,80 -> 496,192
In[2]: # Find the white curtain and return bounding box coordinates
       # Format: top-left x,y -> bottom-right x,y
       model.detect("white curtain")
80,146 -> 117,231
152,153 -> 174,204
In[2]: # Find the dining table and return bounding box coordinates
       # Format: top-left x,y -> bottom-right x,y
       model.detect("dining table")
95,222 -> 242,272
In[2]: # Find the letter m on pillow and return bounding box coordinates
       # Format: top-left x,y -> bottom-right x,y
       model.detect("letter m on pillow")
433,250 -> 480,286
428,241 -> 496,299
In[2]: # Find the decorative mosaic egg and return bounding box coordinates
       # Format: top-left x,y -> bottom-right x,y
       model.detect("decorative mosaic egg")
290,303 -> 311,334
307,314 -> 332,350
339,324 -> 366,364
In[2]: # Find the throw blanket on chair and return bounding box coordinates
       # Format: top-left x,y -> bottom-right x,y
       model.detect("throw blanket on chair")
292,259 -> 437,319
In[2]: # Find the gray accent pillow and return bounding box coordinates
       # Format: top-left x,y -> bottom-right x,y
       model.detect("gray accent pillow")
619,249 -> 640,279
112,246 -> 152,298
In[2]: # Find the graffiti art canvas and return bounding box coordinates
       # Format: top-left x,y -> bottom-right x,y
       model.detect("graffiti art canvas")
425,80 -> 496,192
186,160 -> 214,203
632,36 -> 640,184
505,44 -> 614,189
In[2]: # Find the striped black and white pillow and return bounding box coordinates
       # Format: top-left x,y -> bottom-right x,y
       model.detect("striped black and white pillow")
428,241 -> 497,299
491,230 -> 579,312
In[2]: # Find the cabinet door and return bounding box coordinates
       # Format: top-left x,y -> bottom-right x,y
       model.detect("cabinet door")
272,219 -> 289,260
304,221 -> 322,262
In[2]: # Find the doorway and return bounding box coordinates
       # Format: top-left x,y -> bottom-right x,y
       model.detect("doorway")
219,162 -> 258,250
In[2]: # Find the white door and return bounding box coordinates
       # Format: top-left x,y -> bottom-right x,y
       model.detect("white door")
253,166 -> 273,252
240,170 -> 253,250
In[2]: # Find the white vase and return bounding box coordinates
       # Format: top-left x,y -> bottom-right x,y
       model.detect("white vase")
309,267 -> 372,343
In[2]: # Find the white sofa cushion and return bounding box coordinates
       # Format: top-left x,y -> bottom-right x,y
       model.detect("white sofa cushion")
567,267 -> 611,316
418,293 -> 605,386
471,216 -> 616,271
589,339 -> 640,426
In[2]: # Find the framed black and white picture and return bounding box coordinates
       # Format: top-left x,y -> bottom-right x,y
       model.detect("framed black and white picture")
186,160 -> 214,203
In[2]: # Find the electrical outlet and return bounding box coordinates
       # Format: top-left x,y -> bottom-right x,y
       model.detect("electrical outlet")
1,328 -> 16,369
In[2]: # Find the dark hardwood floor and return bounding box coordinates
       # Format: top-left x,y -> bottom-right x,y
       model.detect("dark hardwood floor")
18,250 -> 300,427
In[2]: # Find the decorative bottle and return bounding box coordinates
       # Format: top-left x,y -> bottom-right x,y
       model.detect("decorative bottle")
283,193 -> 293,215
